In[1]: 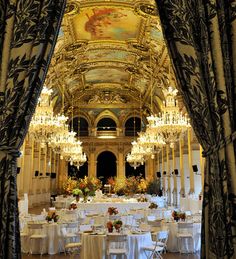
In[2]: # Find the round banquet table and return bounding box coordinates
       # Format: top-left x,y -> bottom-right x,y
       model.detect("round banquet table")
81,231 -> 152,259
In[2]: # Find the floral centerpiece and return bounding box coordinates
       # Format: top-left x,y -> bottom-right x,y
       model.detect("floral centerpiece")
108,207 -> 118,215
137,196 -> 148,202
113,177 -> 126,196
125,176 -> 141,196
77,176 -> 102,202
113,220 -> 123,232
69,203 -> 77,210
72,188 -> 83,202
46,211 -> 59,222
138,178 -> 148,193
172,211 -> 186,221
62,177 -> 77,195
107,177 -> 116,193
149,202 -> 158,209
107,221 -> 113,233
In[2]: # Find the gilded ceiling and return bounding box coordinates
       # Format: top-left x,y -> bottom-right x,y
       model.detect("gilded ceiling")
45,0 -> 175,117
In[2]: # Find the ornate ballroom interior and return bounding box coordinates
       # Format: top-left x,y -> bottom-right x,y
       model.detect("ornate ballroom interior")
17,0 -> 203,209
0,0 -> 235,259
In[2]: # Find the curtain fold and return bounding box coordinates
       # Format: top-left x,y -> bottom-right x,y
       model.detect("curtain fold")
155,0 -> 236,258
0,0 -> 66,258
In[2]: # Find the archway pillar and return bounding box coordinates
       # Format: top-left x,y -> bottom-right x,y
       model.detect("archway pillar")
58,159 -> 67,192
117,152 -> 125,179
146,157 -> 155,180
89,152 -> 96,178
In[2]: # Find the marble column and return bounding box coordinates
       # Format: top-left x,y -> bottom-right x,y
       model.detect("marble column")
58,158 -> 67,192
179,138 -> 185,197
147,157 -> 155,180
161,147 -> 166,194
199,145 -> 205,196
89,149 -> 96,178
118,149 -> 125,179
188,128 -> 195,194
166,145 -> 171,206
172,146 -> 177,206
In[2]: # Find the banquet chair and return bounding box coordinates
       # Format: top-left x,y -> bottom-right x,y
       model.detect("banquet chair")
142,239 -> 164,259
62,222 -> 80,250
28,222 -> 47,256
65,241 -> 82,259
61,222 -> 82,256
106,234 -> 129,259
155,230 -> 169,253
148,219 -> 162,232
176,222 -> 194,253
20,230 -> 29,253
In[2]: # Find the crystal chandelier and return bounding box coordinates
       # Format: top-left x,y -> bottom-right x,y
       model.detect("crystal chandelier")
29,86 -> 68,148
126,152 -> 145,170
137,128 -> 166,158
126,140 -> 146,169
59,135 -> 87,168
69,152 -> 87,169
49,127 -> 76,154
147,86 -> 190,148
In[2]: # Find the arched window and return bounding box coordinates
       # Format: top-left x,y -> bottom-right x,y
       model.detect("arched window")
97,118 -> 116,131
125,117 -> 141,136
69,117 -> 89,136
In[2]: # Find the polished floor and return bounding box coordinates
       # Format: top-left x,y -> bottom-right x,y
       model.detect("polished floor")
22,204 -> 200,259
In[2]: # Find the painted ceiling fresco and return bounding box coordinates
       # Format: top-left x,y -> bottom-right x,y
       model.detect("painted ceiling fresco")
72,7 -> 141,41
46,0 -> 172,115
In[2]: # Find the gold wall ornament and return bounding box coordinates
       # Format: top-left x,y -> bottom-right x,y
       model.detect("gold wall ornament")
87,91 -> 127,104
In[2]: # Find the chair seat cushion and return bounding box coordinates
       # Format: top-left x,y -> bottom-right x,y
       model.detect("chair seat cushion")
65,242 -> 82,249
30,234 -> 47,239
108,248 -> 127,254
152,241 -> 165,247
20,232 -> 28,237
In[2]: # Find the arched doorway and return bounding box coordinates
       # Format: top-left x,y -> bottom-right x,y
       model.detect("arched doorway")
125,162 -> 145,178
97,151 -> 117,184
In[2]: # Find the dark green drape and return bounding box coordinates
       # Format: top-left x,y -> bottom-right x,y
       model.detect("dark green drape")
0,0 -> 66,258
156,0 -> 236,258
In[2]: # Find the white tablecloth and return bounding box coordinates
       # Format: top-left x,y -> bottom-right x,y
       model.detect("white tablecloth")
81,232 -> 152,259
21,221 -> 80,255
54,196 -> 75,209
76,202 -> 149,214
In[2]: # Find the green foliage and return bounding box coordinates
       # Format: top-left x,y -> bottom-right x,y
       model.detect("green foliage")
146,178 -> 161,195
72,188 -> 83,196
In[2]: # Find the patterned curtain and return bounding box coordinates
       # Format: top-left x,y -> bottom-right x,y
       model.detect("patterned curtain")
155,0 -> 236,258
0,0 -> 66,258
